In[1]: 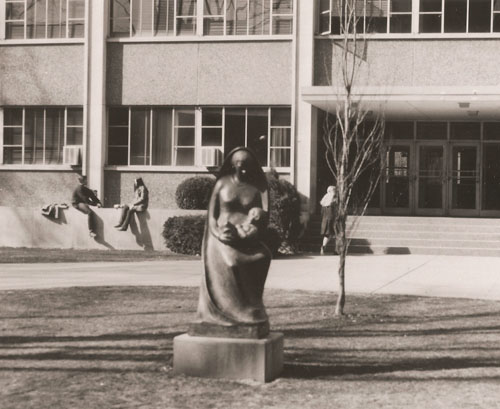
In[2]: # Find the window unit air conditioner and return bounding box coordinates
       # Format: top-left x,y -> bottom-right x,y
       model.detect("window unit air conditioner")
63,145 -> 82,166
202,148 -> 223,167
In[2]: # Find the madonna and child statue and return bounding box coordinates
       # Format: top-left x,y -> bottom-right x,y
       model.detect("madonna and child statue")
173,147 -> 283,382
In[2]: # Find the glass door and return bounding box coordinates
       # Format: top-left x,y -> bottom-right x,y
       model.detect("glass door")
383,144 -> 413,214
449,143 -> 480,216
416,143 -> 446,215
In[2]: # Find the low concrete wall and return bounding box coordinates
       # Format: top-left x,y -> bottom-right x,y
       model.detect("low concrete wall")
0,206 -> 205,251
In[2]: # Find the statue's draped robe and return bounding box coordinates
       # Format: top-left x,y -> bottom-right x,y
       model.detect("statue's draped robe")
197,216 -> 271,326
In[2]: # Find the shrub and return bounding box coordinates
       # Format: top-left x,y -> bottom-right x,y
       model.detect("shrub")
266,170 -> 303,255
163,216 -> 206,255
175,177 -> 215,210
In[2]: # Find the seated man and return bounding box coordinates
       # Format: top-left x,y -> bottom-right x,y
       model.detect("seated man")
72,175 -> 102,238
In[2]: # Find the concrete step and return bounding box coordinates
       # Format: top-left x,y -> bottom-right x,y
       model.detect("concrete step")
300,215 -> 500,256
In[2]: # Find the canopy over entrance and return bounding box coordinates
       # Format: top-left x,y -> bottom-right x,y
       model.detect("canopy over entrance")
301,86 -> 500,120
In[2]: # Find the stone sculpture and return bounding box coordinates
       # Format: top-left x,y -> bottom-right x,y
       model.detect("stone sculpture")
190,147 -> 272,339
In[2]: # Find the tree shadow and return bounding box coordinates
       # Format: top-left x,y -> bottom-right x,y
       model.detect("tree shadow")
129,211 -> 154,251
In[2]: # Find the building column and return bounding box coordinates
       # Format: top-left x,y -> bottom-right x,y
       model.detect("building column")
294,0 -> 317,216
84,0 -> 107,199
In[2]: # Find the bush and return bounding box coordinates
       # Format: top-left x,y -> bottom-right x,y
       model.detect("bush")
163,216 -> 206,255
175,177 -> 215,210
266,170 -> 303,255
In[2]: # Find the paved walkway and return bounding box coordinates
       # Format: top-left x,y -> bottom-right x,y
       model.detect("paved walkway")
2,254 -> 500,300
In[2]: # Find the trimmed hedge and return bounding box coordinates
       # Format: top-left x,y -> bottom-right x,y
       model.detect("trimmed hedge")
163,216 -> 206,255
175,177 -> 215,210
267,170 -> 303,255
167,171 -> 303,256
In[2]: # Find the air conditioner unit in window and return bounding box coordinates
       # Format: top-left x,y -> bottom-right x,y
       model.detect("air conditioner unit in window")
202,148 -> 223,167
63,145 -> 82,166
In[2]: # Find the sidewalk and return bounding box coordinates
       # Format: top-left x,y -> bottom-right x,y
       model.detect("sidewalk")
1,254 -> 500,300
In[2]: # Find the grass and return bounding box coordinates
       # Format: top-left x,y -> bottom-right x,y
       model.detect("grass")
0,247 -> 199,263
1,286 -> 500,408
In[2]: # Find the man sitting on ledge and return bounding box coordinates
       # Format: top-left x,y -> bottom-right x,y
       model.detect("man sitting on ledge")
72,175 -> 102,238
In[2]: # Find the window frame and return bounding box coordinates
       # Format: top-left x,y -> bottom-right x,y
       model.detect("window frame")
2,0 -> 86,41
1,106 -> 82,167
105,106 -> 293,171
317,0 -> 500,36
108,0 -> 294,38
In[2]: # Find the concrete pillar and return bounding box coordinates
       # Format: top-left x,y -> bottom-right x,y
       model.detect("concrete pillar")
84,0 -> 107,199
294,0 -> 318,216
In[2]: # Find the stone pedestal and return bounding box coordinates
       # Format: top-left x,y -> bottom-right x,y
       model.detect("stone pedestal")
173,332 -> 283,383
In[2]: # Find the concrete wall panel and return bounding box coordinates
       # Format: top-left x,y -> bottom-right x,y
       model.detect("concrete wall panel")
0,45 -> 84,105
0,171 -> 81,207
104,171 -> 215,208
0,205 -> 205,250
107,42 -> 292,105
315,39 -> 500,87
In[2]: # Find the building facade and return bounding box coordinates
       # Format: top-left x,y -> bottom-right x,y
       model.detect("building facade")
1,0 -> 500,218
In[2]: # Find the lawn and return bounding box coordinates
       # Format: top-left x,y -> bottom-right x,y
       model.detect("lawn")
0,247 -> 199,263
1,286 -> 500,409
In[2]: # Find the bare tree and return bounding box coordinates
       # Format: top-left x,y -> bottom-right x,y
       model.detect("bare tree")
322,0 -> 386,316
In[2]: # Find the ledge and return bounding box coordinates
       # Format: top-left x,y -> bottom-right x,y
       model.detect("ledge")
104,165 -> 291,174
0,165 -> 79,171
0,38 -> 84,46
107,35 -> 293,44
315,33 -> 500,41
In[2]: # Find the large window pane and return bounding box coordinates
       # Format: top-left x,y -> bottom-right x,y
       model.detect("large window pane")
420,14 -> 441,32
201,128 -> 222,146
366,0 -> 388,33
202,108 -> 223,126
47,0 -> 66,38
108,147 -> 128,165
224,108 -> 246,154
484,123 -> 500,140
469,0 -> 491,32
45,109 -> 63,164
450,122 -> 480,140
385,122 -> 414,140
226,0 -> 249,35
24,110 -> 44,164
444,0 -> 467,33
152,108 -> 172,165
247,108 -> 268,166
130,109 -> 150,165
111,0 -> 131,37
249,0 -> 270,35
109,127 -> 128,146
417,122 -> 447,140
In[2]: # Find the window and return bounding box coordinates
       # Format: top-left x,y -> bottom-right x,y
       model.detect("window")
107,106 -> 292,168
319,0 -> 500,34
2,107 -> 82,165
4,0 -> 85,39
110,0 -> 293,37
204,0 -> 293,36
320,0 -> 409,34
108,107 -> 175,166
110,0 -> 197,37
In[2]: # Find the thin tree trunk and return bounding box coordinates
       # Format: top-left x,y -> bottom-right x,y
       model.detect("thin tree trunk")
335,213 -> 347,315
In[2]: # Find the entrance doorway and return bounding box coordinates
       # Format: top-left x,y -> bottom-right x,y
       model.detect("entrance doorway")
382,140 -> 486,216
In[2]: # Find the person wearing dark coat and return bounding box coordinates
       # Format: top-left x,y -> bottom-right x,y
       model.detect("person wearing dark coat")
319,185 -> 336,255
115,177 -> 149,231
72,175 -> 102,238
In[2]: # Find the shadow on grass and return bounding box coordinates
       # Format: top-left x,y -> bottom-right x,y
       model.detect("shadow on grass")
0,331 -> 183,345
283,356 -> 500,380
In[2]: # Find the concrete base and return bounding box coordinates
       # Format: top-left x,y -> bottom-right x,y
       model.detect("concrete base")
173,332 -> 284,383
